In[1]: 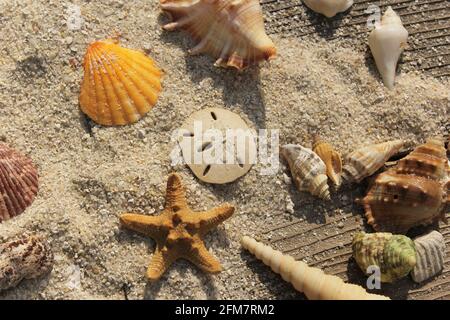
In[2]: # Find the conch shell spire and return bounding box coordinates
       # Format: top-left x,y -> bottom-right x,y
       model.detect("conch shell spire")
369,7 -> 408,89
241,236 -> 390,300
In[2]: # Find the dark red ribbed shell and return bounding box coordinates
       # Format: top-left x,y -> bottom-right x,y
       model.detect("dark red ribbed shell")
0,143 -> 38,222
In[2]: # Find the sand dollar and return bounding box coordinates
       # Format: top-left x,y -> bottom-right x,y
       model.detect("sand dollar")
178,108 -> 256,184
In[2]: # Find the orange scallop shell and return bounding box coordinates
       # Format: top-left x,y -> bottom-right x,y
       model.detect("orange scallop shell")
362,138 -> 449,234
0,143 -> 38,223
79,39 -> 162,126
160,0 -> 277,70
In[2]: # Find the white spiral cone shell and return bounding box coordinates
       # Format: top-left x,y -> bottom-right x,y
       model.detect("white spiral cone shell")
241,236 -> 390,300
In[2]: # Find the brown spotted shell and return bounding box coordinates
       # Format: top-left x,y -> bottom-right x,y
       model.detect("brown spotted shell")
0,143 -> 39,223
313,135 -> 342,187
0,234 -> 53,291
362,137 -> 449,234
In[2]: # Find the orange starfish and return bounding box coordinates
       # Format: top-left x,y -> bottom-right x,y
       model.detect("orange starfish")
120,173 -> 235,281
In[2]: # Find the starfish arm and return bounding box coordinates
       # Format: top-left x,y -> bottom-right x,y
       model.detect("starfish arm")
188,204 -> 235,234
165,173 -> 188,209
184,240 -> 222,273
146,247 -> 178,281
120,213 -> 168,240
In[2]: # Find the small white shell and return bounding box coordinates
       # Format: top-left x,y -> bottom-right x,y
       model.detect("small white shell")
303,0 -> 353,18
411,231 -> 446,283
369,7 -> 408,89
281,144 -> 330,200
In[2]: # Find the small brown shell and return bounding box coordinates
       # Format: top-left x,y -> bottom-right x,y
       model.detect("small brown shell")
313,135 -> 342,187
362,138 -> 448,234
411,231 -> 446,283
0,234 -> 53,291
0,143 -> 39,223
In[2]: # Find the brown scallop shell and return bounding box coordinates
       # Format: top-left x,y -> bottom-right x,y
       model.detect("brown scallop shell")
0,143 -> 38,222
361,137 -> 448,234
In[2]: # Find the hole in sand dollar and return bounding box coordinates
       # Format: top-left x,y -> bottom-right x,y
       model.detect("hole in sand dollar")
211,112 -> 217,120
237,158 -> 244,168
203,165 -> 211,176
199,141 -> 213,153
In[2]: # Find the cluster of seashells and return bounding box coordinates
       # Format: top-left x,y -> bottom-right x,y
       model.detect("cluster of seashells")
76,1 -> 409,128
0,0 -> 445,299
282,136 -> 449,284
281,137 -> 404,200
0,143 -> 53,291
352,230 -> 447,284
351,137 -> 448,284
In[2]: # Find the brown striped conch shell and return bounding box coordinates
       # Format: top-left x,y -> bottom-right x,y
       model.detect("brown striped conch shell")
160,0 -> 277,70
342,139 -> 405,183
411,231 -> 446,283
0,234 -> 53,291
369,7 -> 408,89
79,39 -> 163,126
0,143 -> 38,223
303,0 -> 353,18
361,137 -> 449,234
241,236 -> 389,300
313,135 -> 342,187
281,144 -> 331,200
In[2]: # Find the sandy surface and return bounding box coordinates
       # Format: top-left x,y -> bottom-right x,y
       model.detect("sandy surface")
0,0 -> 448,299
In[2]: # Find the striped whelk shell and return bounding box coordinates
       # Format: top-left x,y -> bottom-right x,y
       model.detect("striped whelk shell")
160,0 -> 277,70
411,231 -> 446,283
281,144 -> 331,200
352,232 -> 416,283
362,137 -> 449,234
79,39 -> 163,126
342,139 -> 405,183
0,143 -> 38,223
303,0 -> 353,18
0,234 -> 53,291
313,135 -> 342,187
